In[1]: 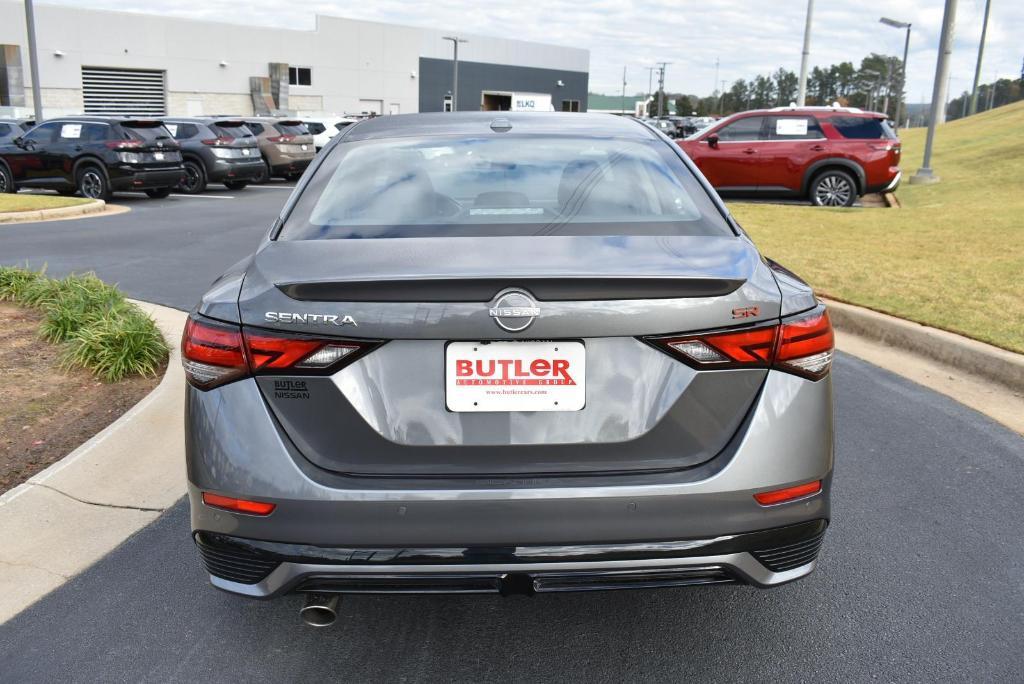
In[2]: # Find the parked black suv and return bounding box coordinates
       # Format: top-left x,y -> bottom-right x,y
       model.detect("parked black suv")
162,118 -> 263,193
0,118 -> 34,146
0,116 -> 184,199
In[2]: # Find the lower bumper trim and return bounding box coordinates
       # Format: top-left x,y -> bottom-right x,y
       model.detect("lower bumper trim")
195,520 -> 827,597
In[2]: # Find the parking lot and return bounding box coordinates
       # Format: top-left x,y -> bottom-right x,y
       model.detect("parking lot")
0,188 -> 1022,681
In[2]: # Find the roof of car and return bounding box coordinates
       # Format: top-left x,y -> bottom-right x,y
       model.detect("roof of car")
730,106 -> 886,118
344,112 -> 656,142
43,115 -> 165,124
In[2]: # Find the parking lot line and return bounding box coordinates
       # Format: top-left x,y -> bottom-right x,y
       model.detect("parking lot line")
241,185 -> 296,190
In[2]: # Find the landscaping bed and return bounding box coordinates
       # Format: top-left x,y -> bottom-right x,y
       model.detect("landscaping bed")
0,194 -> 92,214
0,269 -> 168,493
731,100 -> 1024,354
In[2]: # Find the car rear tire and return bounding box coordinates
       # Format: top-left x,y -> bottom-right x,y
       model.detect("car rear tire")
223,180 -> 248,190
145,187 -> 173,199
179,160 -> 207,194
76,166 -> 111,201
0,165 -> 17,194
810,169 -> 857,207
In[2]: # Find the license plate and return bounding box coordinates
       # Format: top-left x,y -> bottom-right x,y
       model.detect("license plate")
445,341 -> 585,412
154,152 -> 164,160
300,144 -> 308,151
242,148 -> 251,156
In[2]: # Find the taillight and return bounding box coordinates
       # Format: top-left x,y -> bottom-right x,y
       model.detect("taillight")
181,315 -> 380,390
201,136 -> 234,146
775,310 -> 834,380
105,140 -> 144,150
645,306 -> 834,380
753,480 -> 822,506
181,317 -> 247,390
266,134 -> 294,143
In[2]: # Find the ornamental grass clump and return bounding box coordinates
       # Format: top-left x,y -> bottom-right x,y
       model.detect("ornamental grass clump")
1,266 -> 167,381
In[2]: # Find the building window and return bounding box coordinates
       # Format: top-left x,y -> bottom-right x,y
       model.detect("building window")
288,67 -> 312,87
561,100 -> 580,112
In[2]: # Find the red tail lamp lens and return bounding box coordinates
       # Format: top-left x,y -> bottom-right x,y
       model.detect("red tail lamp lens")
753,480 -> 822,506
202,492 -> 276,516
657,325 -> 778,369
181,317 -> 247,389
201,136 -> 234,146
775,311 -> 834,380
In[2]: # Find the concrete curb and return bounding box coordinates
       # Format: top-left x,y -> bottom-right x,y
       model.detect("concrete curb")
824,297 -> 1024,394
0,199 -> 107,224
0,300 -> 186,624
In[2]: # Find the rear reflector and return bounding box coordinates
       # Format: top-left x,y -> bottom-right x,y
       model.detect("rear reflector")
754,480 -> 822,506
181,314 -> 381,390
646,306 -> 834,380
202,492 -> 276,516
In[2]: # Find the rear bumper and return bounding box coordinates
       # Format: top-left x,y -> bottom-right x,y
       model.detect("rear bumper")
269,157 -> 312,176
207,158 -> 265,183
187,368 -> 834,597
866,169 -> 902,194
110,166 -> 186,190
196,520 -> 828,597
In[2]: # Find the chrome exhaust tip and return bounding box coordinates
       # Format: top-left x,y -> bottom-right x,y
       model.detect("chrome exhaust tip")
300,593 -> 340,628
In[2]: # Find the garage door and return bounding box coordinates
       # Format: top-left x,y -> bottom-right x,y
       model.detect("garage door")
82,67 -> 166,116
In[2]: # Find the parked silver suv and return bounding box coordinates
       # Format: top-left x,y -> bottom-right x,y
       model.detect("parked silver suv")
183,113 -> 834,627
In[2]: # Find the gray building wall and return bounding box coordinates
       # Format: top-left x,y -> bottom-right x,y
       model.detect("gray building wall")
418,58 -> 588,113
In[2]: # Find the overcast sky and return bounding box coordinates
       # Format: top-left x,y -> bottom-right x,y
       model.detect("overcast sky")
65,0 -> 1021,103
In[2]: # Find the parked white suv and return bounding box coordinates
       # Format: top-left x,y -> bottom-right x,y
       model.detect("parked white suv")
303,117 -> 359,152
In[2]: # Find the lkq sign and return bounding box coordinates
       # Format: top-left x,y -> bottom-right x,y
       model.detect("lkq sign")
511,93 -> 554,112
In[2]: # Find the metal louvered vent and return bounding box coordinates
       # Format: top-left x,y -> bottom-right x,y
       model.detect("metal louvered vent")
751,529 -> 826,572
82,67 -> 166,116
194,533 -> 279,584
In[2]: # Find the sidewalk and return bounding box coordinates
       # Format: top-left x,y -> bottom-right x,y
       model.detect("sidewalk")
0,302 -> 186,622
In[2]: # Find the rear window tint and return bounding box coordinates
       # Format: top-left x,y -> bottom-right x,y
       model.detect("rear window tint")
122,123 -> 174,142
211,123 -> 254,139
305,122 -> 326,135
334,121 -> 353,132
274,122 -> 308,136
0,124 -> 10,137
830,117 -> 896,139
278,135 -> 733,240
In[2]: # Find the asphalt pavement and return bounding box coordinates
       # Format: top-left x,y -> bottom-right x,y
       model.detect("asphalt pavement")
1,187 -> 1022,682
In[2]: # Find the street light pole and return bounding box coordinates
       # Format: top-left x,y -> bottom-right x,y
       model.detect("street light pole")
441,36 -> 467,112
796,0 -> 814,105
620,65 -> 627,114
880,17 -> 912,128
23,0 -> 44,122
910,0 -> 958,185
656,62 -> 671,118
968,0 -> 992,116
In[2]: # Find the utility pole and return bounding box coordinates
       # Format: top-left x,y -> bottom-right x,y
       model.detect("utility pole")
441,36 -> 467,112
620,65 -> 627,114
910,0 -> 958,185
713,57 -> 719,98
882,61 -> 893,116
656,62 -> 670,117
968,0 -> 992,115
24,0 -> 44,122
718,79 -> 726,114
797,0 -> 815,105
645,66 -> 655,116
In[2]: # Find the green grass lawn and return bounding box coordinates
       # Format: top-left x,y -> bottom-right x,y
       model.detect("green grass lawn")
729,100 -> 1024,353
0,193 -> 92,214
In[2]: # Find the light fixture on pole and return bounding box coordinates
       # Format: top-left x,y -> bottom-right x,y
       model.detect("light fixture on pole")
880,17 -> 912,128
441,36 -> 467,112
910,0 -> 958,185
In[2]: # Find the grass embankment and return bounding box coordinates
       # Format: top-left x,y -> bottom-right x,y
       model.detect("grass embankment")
0,268 -> 168,381
730,100 -> 1024,353
0,194 -> 92,213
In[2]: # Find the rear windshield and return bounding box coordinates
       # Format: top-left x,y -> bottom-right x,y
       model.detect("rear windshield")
305,122 -> 326,135
122,122 -> 174,142
831,116 -> 896,139
274,122 -> 308,136
211,122 -> 254,139
334,121 -> 353,131
278,135 -> 733,240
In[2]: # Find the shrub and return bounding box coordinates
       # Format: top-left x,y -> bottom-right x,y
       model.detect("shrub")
1,267 -> 167,381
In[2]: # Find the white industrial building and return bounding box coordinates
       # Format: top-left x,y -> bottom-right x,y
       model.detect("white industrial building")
0,1 -> 589,118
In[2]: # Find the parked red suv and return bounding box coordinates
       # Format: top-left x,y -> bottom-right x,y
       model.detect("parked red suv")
677,106 -> 901,206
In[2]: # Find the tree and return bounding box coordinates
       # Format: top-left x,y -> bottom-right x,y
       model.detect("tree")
674,95 -> 694,116
773,68 -> 798,106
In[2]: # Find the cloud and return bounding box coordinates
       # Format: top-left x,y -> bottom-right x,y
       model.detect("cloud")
64,0 -> 1024,101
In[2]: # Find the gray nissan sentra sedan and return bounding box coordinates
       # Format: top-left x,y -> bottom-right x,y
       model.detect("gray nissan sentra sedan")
183,112 -> 834,626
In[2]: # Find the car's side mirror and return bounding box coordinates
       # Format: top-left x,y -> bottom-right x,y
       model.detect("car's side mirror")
706,134 -> 719,149
12,136 -> 24,148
